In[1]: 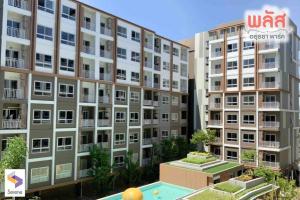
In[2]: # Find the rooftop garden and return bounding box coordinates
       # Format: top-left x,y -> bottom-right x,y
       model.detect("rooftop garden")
188,189 -> 233,200
214,182 -> 243,193
202,162 -> 240,174
181,151 -> 217,164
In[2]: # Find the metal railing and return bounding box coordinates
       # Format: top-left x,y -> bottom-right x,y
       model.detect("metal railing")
260,82 -> 279,88
99,73 -> 112,81
8,0 -> 29,10
99,96 -> 110,104
82,45 -> 95,55
79,169 -> 90,178
211,68 -> 222,74
209,120 -> 221,126
143,138 -> 152,145
100,26 -> 112,36
98,119 -> 110,127
154,65 -> 160,71
7,27 -> 27,39
261,62 -> 277,69
261,161 -> 279,168
79,143 -> 93,152
261,121 -> 280,128
144,100 -> 152,106
83,21 -> 96,31
3,88 -> 24,99
260,141 -> 280,148
2,119 -> 22,129
209,103 -> 221,109
143,119 -> 152,125
97,142 -> 109,149
262,102 -> 280,108
81,119 -> 95,127
144,61 -> 152,68
153,101 -> 159,106
211,85 -> 221,91
5,57 -> 25,68
212,51 -> 222,57
145,42 -> 153,49
100,49 -> 113,59
82,69 -> 95,79
82,94 -> 95,103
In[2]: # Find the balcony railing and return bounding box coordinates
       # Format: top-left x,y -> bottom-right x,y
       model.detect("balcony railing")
260,82 -> 279,88
153,101 -> 159,106
5,57 -> 25,69
144,61 -> 152,68
260,43 -> 279,50
7,27 -> 27,39
262,102 -> 280,108
261,62 -> 277,69
212,137 -> 222,144
154,47 -> 161,53
81,119 -> 94,127
261,161 -> 279,168
153,119 -> 159,124
97,142 -> 109,149
98,119 -> 110,127
99,96 -> 110,104
154,65 -> 160,71
82,94 -> 95,103
99,73 -> 112,81
261,121 -> 280,128
82,45 -> 95,55
260,141 -> 280,148
82,69 -> 95,79
3,88 -> 24,99
2,119 -> 22,129
211,85 -> 221,91
83,21 -> 96,31
100,26 -> 112,36
211,68 -> 222,75
154,83 -> 160,89
144,100 -> 152,106
145,42 -> 153,49
100,49 -> 113,59
79,143 -> 93,152
79,169 -> 90,178
8,0 -> 29,10
209,103 -> 221,109
143,138 -> 152,145
211,51 -> 222,58
144,119 -> 152,125
209,120 -> 221,126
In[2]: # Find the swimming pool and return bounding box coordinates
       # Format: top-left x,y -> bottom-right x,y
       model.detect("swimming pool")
102,182 -> 194,200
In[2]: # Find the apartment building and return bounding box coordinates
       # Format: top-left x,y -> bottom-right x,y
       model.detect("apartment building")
0,0 -> 189,192
204,20 -> 300,174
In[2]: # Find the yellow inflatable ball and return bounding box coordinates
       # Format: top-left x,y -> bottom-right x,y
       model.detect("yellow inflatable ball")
122,188 -> 143,200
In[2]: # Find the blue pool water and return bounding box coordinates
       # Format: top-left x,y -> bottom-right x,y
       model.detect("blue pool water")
102,182 -> 194,200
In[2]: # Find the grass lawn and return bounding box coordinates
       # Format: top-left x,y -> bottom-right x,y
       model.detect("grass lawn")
235,182 -> 269,198
203,162 -> 240,174
182,156 -> 217,164
214,182 -> 243,193
188,189 -> 233,200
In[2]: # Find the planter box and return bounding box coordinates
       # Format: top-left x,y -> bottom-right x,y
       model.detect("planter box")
229,177 -> 265,189
187,152 -> 212,160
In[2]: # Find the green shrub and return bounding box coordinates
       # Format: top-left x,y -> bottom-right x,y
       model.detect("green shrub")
214,182 -> 243,193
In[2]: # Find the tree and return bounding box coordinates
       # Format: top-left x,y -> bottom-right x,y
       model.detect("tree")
190,129 -> 216,152
0,136 -> 27,181
276,177 -> 297,200
253,166 -> 281,183
89,145 -> 113,195
121,151 -> 141,186
241,150 -> 256,162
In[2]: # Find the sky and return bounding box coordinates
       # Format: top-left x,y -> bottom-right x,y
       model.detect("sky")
79,0 -> 300,41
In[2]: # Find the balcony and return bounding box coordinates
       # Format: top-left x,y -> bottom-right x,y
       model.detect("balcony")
261,161 -> 279,168
209,120 -> 221,126
99,72 -> 112,82
261,121 -> 279,128
260,141 -> 280,148
211,52 -> 222,58
144,100 -> 152,106
98,119 -> 110,127
209,103 -> 221,109
82,69 -> 95,80
82,94 -> 95,103
144,61 -> 152,68
97,142 -> 109,149
260,82 -> 279,89
154,65 -> 160,71
144,119 -> 152,125
211,68 -> 222,75
100,26 -> 112,36
5,57 -> 25,69
8,0 -> 29,10
145,42 -> 152,49
153,119 -> 159,124
2,119 -> 22,129
210,85 -> 221,92
153,101 -> 158,106
83,21 -> 96,31
260,42 -> 279,51
100,49 -> 112,59
261,62 -> 278,70
3,88 -> 24,99
261,102 -> 279,109
7,27 -> 27,39
82,45 -> 95,55
154,83 -> 160,89
143,138 -> 152,145
79,169 -> 90,178
81,119 -> 95,128
99,96 -> 110,104
79,143 -> 93,152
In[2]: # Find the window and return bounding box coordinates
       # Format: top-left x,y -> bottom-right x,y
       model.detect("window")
62,5 -> 76,21
173,64 -> 179,72
57,137 -> 72,151
265,57 -> 276,64
265,95 -> 276,102
163,79 -> 169,88
130,112 -> 139,123
61,32 -> 75,46
227,132 -> 237,141
162,113 -> 169,122
56,163 -> 72,179
161,130 -> 169,138
243,59 -> 255,68
60,58 -> 74,72
227,79 -> 237,88
171,113 -> 178,121
173,48 -> 179,56
227,61 -> 238,70
114,156 -> 124,167
58,110 -> 73,124
227,151 -> 237,160
59,84 -> 74,98
243,77 -> 255,87
33,110 -> 51,124
37,25 -> 53,41
32,138 -> 50,153
131,31 -> 140,42
129,133 -> 138,143
31,167 -> 49,184
243,95 -> 255,105
243,115 -> 255,124
162,96 -> 169,104
115,112 -> 126,123
264,153 -> 276,162
34,81 -> 52,96
163,62 -> 170,71
243,41 -> 254,50
163,44 -> 170,53
38,0 -> 54,14
36,53 -> 52,69
131,51 -> 140,62
114,133 -> 125,145
117,26 -> 127,38
115,69 -> 126,80
115,90 -> 126,102
131,72 -> 140,82
172,96 -> 179,105
243,133 -> 255,143
227,115 -> 237,123
117,48 -> 126,59
172,81 -> 179,89
227,43 -> 238,52
264,133 -> 276,142
226,96 -> 237,106
130,91 -> 139,102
